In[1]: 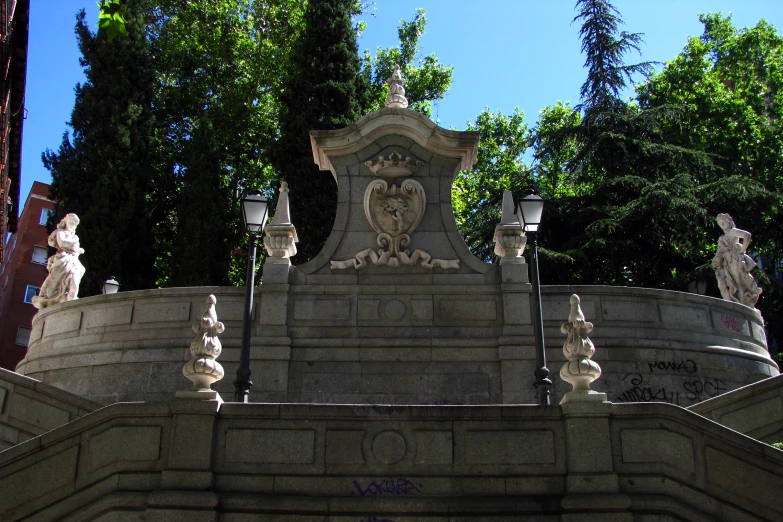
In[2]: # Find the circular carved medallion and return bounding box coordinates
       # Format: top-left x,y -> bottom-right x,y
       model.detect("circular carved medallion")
372,430 -> 407,464
384,299 -> 406,321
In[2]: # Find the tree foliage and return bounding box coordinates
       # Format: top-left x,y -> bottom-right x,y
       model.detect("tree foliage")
452,109 -> 531,261
44,2 -> 156,295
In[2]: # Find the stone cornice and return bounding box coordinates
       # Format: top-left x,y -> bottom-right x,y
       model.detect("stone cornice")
310,108 -> 479,179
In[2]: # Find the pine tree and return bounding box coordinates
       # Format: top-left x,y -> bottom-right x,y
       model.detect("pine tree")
42,2 -> 156,294
169,115 -> 238,286
271,0 -> 366,262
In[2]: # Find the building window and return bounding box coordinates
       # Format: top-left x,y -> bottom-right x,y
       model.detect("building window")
32,246 -> 49,265
23,285 -> 40,304
39,209 -> 54,226
15,327 -> 31,346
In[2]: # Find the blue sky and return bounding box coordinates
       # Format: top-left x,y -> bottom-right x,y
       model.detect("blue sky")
19,1 -> 783,210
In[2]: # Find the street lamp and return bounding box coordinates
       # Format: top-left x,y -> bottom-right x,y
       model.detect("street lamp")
234,190 -> 270,403
102,277 -> 120,295
516,193 -> 552,405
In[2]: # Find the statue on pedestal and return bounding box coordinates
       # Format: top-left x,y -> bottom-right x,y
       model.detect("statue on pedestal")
712,213 -> 762,308
32,213 -> 85,309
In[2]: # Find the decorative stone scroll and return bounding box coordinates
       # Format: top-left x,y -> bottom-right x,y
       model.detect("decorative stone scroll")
493,190 -> 526,262
264,181 -> 298,260
32,213 -> 86,310
179,294 -> 225,399
713,213 -> 762,308
331,178 -> 460,270
559,294 -> 606,404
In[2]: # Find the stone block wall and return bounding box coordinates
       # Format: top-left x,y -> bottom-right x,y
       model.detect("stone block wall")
16,284 -> 777,407
689,374 -> 783,444
0,399 -> 781,521
0,367 -> 97,450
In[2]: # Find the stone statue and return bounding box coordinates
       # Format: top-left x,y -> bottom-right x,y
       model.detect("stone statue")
181,294 -> 225,395
712,213 -> 762,308
32,213 -> 85,309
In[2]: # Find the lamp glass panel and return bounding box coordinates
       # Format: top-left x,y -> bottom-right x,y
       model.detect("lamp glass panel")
242,194 -> 269,233
519,194 -> 544,233
103,278 -> 120,294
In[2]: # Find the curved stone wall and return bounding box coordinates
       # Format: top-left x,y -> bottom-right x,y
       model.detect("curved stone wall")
17,285 -> 777,405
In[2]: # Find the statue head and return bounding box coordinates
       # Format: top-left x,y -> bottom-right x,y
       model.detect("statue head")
58,213 -> 80,230
716,213 -> 734,231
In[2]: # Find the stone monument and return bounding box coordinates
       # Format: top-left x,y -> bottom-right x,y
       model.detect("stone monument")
712,213 -> 762,308
31,213 -> 85,309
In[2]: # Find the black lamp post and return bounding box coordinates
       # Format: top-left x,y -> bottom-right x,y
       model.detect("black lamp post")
234,190 -> 270,403
516,193 -> 552,405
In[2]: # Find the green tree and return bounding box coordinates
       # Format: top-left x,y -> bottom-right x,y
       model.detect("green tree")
452,109 -> 532,261
360,9 -> 453,116
637,13 -> 783,350
270,0 -> 368,262
43,3 -> 156,295
169,115 -> 239,286
143,0 -> 305,285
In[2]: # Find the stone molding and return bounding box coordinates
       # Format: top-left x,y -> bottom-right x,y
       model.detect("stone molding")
310,107 -> 479,179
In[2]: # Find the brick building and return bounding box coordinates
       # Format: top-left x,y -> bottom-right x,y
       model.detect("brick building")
0,0 -> 30,265
0,181 -> 54,369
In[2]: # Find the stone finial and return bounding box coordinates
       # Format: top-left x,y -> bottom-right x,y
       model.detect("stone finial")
385,64 -> 409,109
492,190 -> 527,262
264,181 -> 299,261
32,213 -> 86,310
179,295 -> 225,399
559,294 -> 606,404
270,181 -> 291,225
712,213 -> 762,308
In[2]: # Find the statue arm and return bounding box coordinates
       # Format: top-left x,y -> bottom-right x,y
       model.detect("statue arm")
54,230 -> 81,253
728,227 -> 752,251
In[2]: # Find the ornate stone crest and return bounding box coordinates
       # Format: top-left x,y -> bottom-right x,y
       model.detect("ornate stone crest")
331,177 -> 459,270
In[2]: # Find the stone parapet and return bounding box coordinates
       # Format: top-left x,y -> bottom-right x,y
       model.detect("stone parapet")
15,284 -> 777,407
688,374 -> 783,443
0,367 -> 98,450
0,400 -> 781,521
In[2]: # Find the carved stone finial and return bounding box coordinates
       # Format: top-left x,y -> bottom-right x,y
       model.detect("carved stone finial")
270,181 -> 291,225
385,64 -> 409,109
180,295 -> 225,399
264,180 -> 298,261
492,191 -> 527,262
559,294 -> 606,404
32,213 -> 86,310
712,213 -> 762,308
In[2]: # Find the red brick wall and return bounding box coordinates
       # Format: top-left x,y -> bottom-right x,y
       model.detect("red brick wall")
0,182 -> 54,370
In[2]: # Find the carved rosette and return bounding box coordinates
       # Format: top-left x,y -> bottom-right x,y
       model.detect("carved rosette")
264,181 -> 299,260
331,177 -> 459,270
182,295 -> 225,392
559,294 -> 606,404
